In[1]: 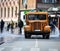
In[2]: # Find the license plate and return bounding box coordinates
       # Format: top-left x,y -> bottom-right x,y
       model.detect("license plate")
34,30 -> 41,31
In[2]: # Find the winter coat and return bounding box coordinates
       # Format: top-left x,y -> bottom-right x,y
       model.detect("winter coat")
1,20 -> 5,28
10,21 -> 14,29
18,20 -> 23,28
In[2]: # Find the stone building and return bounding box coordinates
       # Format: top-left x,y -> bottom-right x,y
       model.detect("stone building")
0,0 -> 60,25
0,0 -> 19,22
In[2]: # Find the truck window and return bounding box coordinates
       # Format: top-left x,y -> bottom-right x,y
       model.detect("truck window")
28,14 -> 46,20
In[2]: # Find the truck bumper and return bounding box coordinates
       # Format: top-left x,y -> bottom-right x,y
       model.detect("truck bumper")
25,31 -> 50,35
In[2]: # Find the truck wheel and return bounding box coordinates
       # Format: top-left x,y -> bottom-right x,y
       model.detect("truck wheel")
25,33 -> 31,38
43,35 -> 45,39
46,34 -> 50,39
28,34 -> 31,38
25,34 -> 28,38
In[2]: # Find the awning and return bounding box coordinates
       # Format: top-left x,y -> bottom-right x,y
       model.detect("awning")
24,9 -> 36,14
49,14 -> 60,17
48,7 -> 60,12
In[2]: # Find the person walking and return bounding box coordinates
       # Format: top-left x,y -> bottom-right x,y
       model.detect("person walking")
10,20 -> 14,33
53,19 -> 57,26
7,23 -> 10,31
0,19 -> 5,33
18,19 -> 23,34
15,23 -> 17,28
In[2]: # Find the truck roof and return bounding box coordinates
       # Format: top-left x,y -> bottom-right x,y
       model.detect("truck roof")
27,12 -> 48,14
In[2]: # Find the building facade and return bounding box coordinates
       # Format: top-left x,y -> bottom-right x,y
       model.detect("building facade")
20,0 -> 36,10
0,0 -> 19,22
20,0 -> 36,25
0,0 -> 60,22
37,0 -> 60,11
20,0 -> 60,29
36,0 -> 60,29
0,0 -> 36,22
20,0 -> 60,11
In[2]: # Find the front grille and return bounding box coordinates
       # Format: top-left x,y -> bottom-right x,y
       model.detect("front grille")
33,22 -> 47,31
34,22 -> 41,30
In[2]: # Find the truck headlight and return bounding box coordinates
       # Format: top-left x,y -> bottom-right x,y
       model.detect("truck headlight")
44,26 -> 51,32
24,25 -> 31,31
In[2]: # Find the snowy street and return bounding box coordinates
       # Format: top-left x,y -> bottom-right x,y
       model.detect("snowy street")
0,26 -> 60,43
0,27 -> 60,51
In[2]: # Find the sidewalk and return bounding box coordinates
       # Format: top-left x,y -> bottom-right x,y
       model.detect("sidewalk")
0,27 -> 24,44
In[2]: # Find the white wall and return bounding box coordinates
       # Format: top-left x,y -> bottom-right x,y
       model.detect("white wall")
21,12 -> 26,25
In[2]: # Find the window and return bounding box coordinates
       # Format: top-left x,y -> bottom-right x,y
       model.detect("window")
4,0 -> 6,1
1,8 -> 2,17
15,7 -> 17,17
12,7 -> 13,17
8,8 -> 10,17
8,0 -> 10,1
22,0 -> 27,6
1,0 -> 3,2
42,0 -> 57,4
28,14 -> 46,20
37,0 -> 42,3
4,8 -> 6,17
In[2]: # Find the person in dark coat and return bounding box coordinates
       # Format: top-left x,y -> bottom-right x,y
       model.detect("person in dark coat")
53,19 -> 57,26
7,23 -> 10,31
49,19 -> 55,32
18,19 -> 23,34
0,19 -> 5,33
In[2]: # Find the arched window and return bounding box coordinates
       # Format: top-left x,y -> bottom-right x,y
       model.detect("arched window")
8,8 -> 10,17
1,8 -> 3,17
15,7 -> 17,17
12,7 -> 13,17
4,7 -> 6,17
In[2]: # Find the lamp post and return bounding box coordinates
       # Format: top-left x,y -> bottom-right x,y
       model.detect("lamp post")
18,0 -> 20,22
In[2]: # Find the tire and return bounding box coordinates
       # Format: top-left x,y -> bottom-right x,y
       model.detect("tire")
46,34 -> 50,39
43,35 -> 45,39
25,33 -> 31,38
25,34 -> 28,38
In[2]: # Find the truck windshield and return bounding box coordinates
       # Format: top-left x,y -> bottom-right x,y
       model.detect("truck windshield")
28,14 -> 46,20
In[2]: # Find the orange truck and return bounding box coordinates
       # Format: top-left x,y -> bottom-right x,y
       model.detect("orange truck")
24,12 -> 51,39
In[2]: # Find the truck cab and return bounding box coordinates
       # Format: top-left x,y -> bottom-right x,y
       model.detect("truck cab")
24,12 -> 51,39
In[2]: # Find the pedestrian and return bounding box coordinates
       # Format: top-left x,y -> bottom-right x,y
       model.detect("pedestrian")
53,19 -> 57,26
0,19 -> 5,33
10,20 -> 14,33
15,23 -> 17,28
7,23 -> 10,31
18,19 -> 23,34
49,19 -> 55,32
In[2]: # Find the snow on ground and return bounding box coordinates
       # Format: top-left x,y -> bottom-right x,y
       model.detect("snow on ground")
0,27 -> 60,43
0,27 -> 24,42
50,26 -> 60,37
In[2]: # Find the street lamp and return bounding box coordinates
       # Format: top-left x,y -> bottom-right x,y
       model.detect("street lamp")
18,0 -> 20,22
